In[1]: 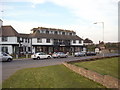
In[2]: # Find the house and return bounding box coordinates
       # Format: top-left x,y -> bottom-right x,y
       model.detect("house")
0,20 -> 85,55
30,27 -> 84,54
83,38 -> 93,45
0,19 -> 32,54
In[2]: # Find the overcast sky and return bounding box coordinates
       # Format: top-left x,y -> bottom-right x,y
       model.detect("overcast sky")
0,0 -> 119,43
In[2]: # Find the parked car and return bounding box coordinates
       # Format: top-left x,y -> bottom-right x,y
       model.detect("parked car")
74,52 -> 86,57
31,52 -> 52,60
52,52 -> 68,58
86,51 -> 97,56
0,52 -> 13,62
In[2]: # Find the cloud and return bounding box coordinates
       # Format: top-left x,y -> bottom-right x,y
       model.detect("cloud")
1,0 -> 119,43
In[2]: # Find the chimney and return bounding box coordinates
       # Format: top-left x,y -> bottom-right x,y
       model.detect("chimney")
0,19 -> 3,28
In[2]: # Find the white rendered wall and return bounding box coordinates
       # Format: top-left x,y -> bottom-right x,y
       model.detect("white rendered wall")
0,37 -> 17,44
71,40 -> 83,46
32,38 -> 53,45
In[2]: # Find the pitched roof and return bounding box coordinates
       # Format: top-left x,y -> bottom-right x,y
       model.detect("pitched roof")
0,25 -> 19,37
19,33 -> 30,38
29,31 -> 82,40
84,38 -> 93,43
31,27 -> 76,33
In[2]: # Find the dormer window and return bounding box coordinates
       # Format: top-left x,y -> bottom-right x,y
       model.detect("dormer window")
69,33 -> 72,35
55,31 -> 58,34
62,32 -> 65,35
46,31 -> 49,34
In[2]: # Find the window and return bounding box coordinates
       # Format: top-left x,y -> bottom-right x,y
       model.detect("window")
69,33 -> 72,35
41,30 -> 45,33
2,47 -> 8,53
79,40 -> 81,43
73,40 -> 76,43
46,31 -> 49,34
50,31 -> 53,34
17,37 -> 20,42
46,39 -> 50,43
62,32 -> 65,35
28,47 -> 31,51
28,39 -> 29,43
22,38 -> 24,42
25,38 -> 27,43
54,31 -> 58,34
37,38 -> 42,43
2,37 -> 8,42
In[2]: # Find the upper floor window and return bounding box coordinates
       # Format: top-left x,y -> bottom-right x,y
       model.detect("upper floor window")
17,37 -> 20,42
73,40 -> 76,43
69,33 -> 72,35
46,31 -> 49,34
40,30 -> 45,33
54,31 -> 58,34
79,40 -> 81,44
46,39 -> 50,43
28,39 -> 30,43
50,31 -> 53,34
2,37 -> 8,42
37,38 -> 42,43
62,32 -> 65,35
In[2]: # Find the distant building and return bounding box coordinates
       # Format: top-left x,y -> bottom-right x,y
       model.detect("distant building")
83,38 -> 93,45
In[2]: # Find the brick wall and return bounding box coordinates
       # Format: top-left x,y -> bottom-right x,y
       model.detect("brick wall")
63,58 -> 119,88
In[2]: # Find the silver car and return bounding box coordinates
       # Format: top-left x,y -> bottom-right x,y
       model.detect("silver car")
74,52 -> 86,57
52,52 -> 68,58
0,52 -> 13,62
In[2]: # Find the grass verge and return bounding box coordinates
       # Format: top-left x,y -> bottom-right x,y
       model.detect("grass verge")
72,57 -> 119,79
3,65 -> 105,88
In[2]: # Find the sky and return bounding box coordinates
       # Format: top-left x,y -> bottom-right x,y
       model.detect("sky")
0,0 -> 119,44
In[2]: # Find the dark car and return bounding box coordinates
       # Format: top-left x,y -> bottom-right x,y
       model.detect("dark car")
86,51 -> 96,56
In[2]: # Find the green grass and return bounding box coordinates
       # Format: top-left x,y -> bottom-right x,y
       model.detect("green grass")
2,65 -> 105,88
72,57 -> 119,79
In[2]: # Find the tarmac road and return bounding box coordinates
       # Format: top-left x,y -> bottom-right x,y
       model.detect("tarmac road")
1,53 -> 119,82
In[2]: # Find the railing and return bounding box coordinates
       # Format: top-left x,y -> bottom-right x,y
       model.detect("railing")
54,42 -> 70,46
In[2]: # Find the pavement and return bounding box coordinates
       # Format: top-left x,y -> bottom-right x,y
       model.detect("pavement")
1,53 -> 119,82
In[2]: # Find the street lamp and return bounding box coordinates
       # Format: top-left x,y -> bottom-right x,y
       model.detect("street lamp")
94,22 -> 104,42
94,22 -> 104,57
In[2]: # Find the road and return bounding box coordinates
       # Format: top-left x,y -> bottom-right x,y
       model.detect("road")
1,53 -> 119,82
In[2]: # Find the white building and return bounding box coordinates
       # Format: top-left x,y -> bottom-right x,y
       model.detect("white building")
0,20 -> 85,55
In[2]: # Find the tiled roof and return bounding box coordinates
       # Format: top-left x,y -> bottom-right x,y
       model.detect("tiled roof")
0,25 -> 83,40
19,33 -> 31,38
31,27 -> 76,33
0,25 -> 19,37
30,31 -> 82,40
84,38 -> 93,43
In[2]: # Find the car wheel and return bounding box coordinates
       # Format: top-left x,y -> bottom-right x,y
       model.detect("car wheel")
47,56 -> 51,59
33,58 -> 36,60
58,56 -> 60,58
37,57 -> 40,60
7,58 -> 12,62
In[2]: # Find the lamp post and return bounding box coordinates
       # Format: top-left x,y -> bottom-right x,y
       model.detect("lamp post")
94,22 -> 104,57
